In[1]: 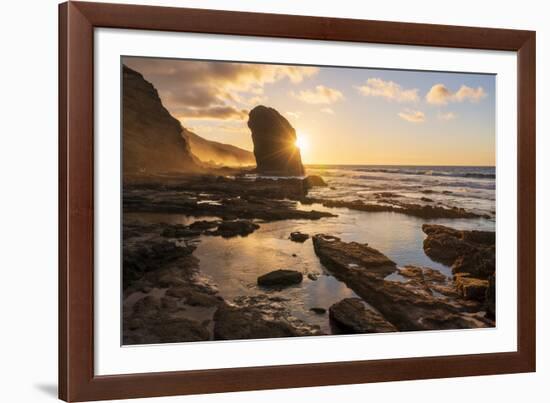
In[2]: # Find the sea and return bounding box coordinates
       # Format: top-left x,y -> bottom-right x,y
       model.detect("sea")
305,164 -> 496,220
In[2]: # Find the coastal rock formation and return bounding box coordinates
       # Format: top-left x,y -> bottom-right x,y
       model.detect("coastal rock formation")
122,222 -> 224,344
123,177 -> 336,222
300,197 -> 486,219
209,220 -> 260,238
312,234 -> 493,331
329,298 -> 397,334
122,65 -> 201,176
213,295 -> 322,340
160,219 -> 259,239
398,265 -> 447,284
248,105 -> 305,176
123,295 -> 211,345
312,234 -> 397,280
165,287 -> 221,307
122,237 -> 197,288
454,274 -> 489,301
422,224 -> 495,279
257,269 -> 303,287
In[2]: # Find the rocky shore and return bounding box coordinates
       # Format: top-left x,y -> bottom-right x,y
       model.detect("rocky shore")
312,233 -> 494,331
123,174 -> 496,343
123,175 -> 335,222
300,196 -> 489,219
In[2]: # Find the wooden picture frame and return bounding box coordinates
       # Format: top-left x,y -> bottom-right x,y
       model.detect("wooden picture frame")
59,1 -> 536,401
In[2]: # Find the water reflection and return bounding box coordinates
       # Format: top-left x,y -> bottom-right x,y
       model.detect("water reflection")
126,207 -> 494,334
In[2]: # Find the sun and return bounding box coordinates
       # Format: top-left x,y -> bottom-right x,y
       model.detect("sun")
295,133 -> 309,152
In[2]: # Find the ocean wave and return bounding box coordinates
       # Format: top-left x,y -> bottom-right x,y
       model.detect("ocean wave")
353,167 -> 495,180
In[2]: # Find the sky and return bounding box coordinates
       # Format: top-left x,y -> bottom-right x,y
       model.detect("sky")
123,56 -> 495,166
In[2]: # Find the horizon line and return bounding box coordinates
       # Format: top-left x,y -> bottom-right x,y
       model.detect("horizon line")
302,163 -> 496,168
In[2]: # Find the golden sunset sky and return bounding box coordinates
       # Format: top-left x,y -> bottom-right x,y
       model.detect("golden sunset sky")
123,56 -> 495,166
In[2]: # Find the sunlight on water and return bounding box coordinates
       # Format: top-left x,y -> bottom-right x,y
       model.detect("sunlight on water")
139,206 -> 494,334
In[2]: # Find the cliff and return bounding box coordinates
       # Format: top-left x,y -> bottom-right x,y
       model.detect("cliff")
122,65 -> 202,176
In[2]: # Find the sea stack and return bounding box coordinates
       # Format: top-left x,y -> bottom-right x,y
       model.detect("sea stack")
248,105 -> 305,176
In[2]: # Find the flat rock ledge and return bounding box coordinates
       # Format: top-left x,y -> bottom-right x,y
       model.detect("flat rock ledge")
301,197 -> 487,219
124,177 -> 336,222
312,234 -> 494,331
159,219 -> 259,239
312,234 -> 397,280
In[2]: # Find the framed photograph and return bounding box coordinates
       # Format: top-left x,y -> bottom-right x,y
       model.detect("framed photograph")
59,1 -> 536,401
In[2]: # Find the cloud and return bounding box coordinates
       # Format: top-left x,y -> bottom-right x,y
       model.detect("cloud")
176,106 -> 248,120
438,111 -> 458,121
426,84 -> 487,105
123,57 -> 318,120
425,84 -> 452,105
285,111 -> 302,119
187,122 -> 249,135
356,78 -> 419,103
398,109 -> 425,123
321,107 -> 334,114
292,85 -> 344,104
454,85 -> 487,102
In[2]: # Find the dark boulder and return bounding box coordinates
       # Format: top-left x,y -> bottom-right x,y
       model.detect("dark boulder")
257,269 -> 303,287
304,175 -> 328,188
248,105 -> 304,176
329,298 -> 397,334
210,220 -> 260,238
189,220 -> 220,231
289,231 -> 309,243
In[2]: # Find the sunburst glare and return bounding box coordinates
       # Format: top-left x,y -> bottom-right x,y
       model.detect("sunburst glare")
295,133 -> 309,152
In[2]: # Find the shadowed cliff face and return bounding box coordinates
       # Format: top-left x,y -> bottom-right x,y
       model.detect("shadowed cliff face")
248,105 -> 305,176
122,65 -> 202,176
